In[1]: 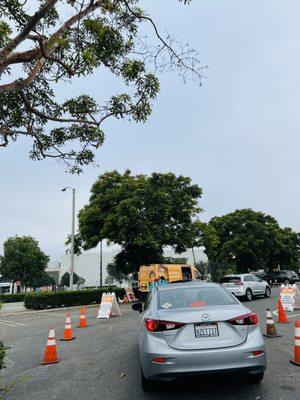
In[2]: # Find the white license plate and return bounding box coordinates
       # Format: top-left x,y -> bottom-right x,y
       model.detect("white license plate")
194,323 -> 219,338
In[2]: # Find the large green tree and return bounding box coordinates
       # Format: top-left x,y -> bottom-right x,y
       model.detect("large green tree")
0,235 -> 50,288
0,0 -> 202,173
204,208 -> 300,273
78,170 -> 203,274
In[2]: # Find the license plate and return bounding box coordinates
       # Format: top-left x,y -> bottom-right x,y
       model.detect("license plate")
194,323 -> 219,338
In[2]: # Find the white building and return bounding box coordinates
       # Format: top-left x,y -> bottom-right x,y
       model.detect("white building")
59,248 -> 205,287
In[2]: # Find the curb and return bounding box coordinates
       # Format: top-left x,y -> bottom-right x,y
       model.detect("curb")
0,303 -> 100,317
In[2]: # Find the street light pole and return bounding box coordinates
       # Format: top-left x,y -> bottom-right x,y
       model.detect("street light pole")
62,186 -> 75,290
99,240 -> 103,287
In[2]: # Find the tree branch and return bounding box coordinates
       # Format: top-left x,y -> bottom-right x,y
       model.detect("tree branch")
0,0 -> 59,65
0,59 -> 45,93
0,1 -> 103,79
19,91 -> 99,126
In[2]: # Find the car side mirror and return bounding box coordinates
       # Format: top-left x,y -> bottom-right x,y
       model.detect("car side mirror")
132,302 -> 143,313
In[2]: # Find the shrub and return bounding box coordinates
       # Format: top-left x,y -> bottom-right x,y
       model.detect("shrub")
0,293 -> 26,303
24,288 -> 127,310
0,341 -> 5,370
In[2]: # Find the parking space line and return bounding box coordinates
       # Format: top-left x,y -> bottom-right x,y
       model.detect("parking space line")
0,319 -> 26,327
272,310 -> 300,318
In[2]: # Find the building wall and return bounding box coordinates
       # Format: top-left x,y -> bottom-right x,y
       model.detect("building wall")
59,248 -> 206,287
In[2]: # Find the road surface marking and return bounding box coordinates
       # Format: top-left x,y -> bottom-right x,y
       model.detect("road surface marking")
0,319 -> 26,326
272,310 -> 300,318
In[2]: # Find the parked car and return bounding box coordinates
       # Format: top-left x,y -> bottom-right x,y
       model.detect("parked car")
265,270 -> 299,285
132,281 -> 267,390
220,274 -> 271,301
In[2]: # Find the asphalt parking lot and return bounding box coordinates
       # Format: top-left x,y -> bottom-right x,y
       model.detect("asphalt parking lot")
0,287 -> 300,400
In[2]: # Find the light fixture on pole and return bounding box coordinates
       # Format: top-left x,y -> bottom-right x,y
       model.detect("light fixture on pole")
62,186 -> 75,290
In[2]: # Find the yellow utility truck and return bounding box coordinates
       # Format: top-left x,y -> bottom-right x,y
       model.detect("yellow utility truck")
138,264 -> 201,292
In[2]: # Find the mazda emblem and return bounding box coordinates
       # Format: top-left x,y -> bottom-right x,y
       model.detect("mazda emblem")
201,313 -> 210,321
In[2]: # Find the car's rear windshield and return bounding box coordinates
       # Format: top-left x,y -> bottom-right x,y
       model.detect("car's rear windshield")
158,286 -> 237,310
220,276 -> 241,283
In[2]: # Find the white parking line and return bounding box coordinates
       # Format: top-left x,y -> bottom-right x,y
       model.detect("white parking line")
0,318 -> 26,327
272,310 -> 300,318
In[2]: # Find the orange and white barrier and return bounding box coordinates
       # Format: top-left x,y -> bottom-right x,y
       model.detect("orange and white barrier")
77,306 -> 89,328
42,327 -> 60,365
61,313 -> 76,341
97,292 -> 121,319
290,320 -> 300,366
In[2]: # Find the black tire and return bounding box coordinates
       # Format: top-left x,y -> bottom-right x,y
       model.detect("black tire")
245,289 -> 253,301
264,286 -> 271,298
141,369 -> 152,391
284,279 -> 290,285
246,372 -> 264,383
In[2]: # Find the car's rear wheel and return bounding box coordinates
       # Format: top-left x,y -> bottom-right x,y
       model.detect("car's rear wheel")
264,287 -> 271,298
246,372 -> 264,383
141,369 -> 152,391
245,289 -> 253,301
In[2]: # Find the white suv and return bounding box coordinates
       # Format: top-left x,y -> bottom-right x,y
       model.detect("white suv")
220,274 -> 271,301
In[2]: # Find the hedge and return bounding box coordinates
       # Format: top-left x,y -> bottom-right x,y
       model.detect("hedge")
0,293 -> 26,303
0,341 -> 5,370
24,288 -> 129,310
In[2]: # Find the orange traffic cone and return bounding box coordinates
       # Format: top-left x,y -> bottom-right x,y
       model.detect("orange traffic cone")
42,327 -> 60,365
278,299 -> 289,324
290,320 -> 300,366
60,313 -> 76,341
263,308 -> 281,338
77,306 -> 89,328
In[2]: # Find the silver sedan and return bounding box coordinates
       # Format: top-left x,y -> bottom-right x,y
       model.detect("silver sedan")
132,281 -> 267,390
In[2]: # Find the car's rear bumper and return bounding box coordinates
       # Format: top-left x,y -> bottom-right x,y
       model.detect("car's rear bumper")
140,328 -> 267,380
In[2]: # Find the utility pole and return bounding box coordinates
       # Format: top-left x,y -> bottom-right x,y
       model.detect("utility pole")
99,240 -> 103,287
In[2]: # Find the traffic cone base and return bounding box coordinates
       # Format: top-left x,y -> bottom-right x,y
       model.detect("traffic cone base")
77,324 -> 89,328
263,333 -> 282,338
42,359 -> 60,365
60,336 -> 76,341
290,360 -> 300,366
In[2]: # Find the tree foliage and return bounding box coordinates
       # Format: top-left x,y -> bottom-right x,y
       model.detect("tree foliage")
60,271 -> 80,287
78,170 -> 203,274
0,236 -> 50,287
0,0 -> 203,173
204,208 -> 300,273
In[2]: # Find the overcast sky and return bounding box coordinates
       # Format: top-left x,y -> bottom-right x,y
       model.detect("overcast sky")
1,0 -> 300,264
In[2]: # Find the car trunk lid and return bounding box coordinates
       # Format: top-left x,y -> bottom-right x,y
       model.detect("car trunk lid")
157,305 -> 248,350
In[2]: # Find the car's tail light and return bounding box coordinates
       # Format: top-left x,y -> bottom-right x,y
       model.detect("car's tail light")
252,350 -> 264,357
152,357 -> 167,363
234,281 -> 243,286
145,319 -> 185,332
227,312 -> 259,325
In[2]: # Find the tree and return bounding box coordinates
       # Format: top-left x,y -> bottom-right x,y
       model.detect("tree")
0,236 -> 49,289
0,0 -> 203,173
78,170 -> 203,274
30,271 -> 56,288
60,271 -> 80,287
204,208 -> 300,273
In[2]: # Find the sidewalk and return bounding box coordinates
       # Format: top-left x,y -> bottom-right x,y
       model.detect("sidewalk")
0,301 -> 26,314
